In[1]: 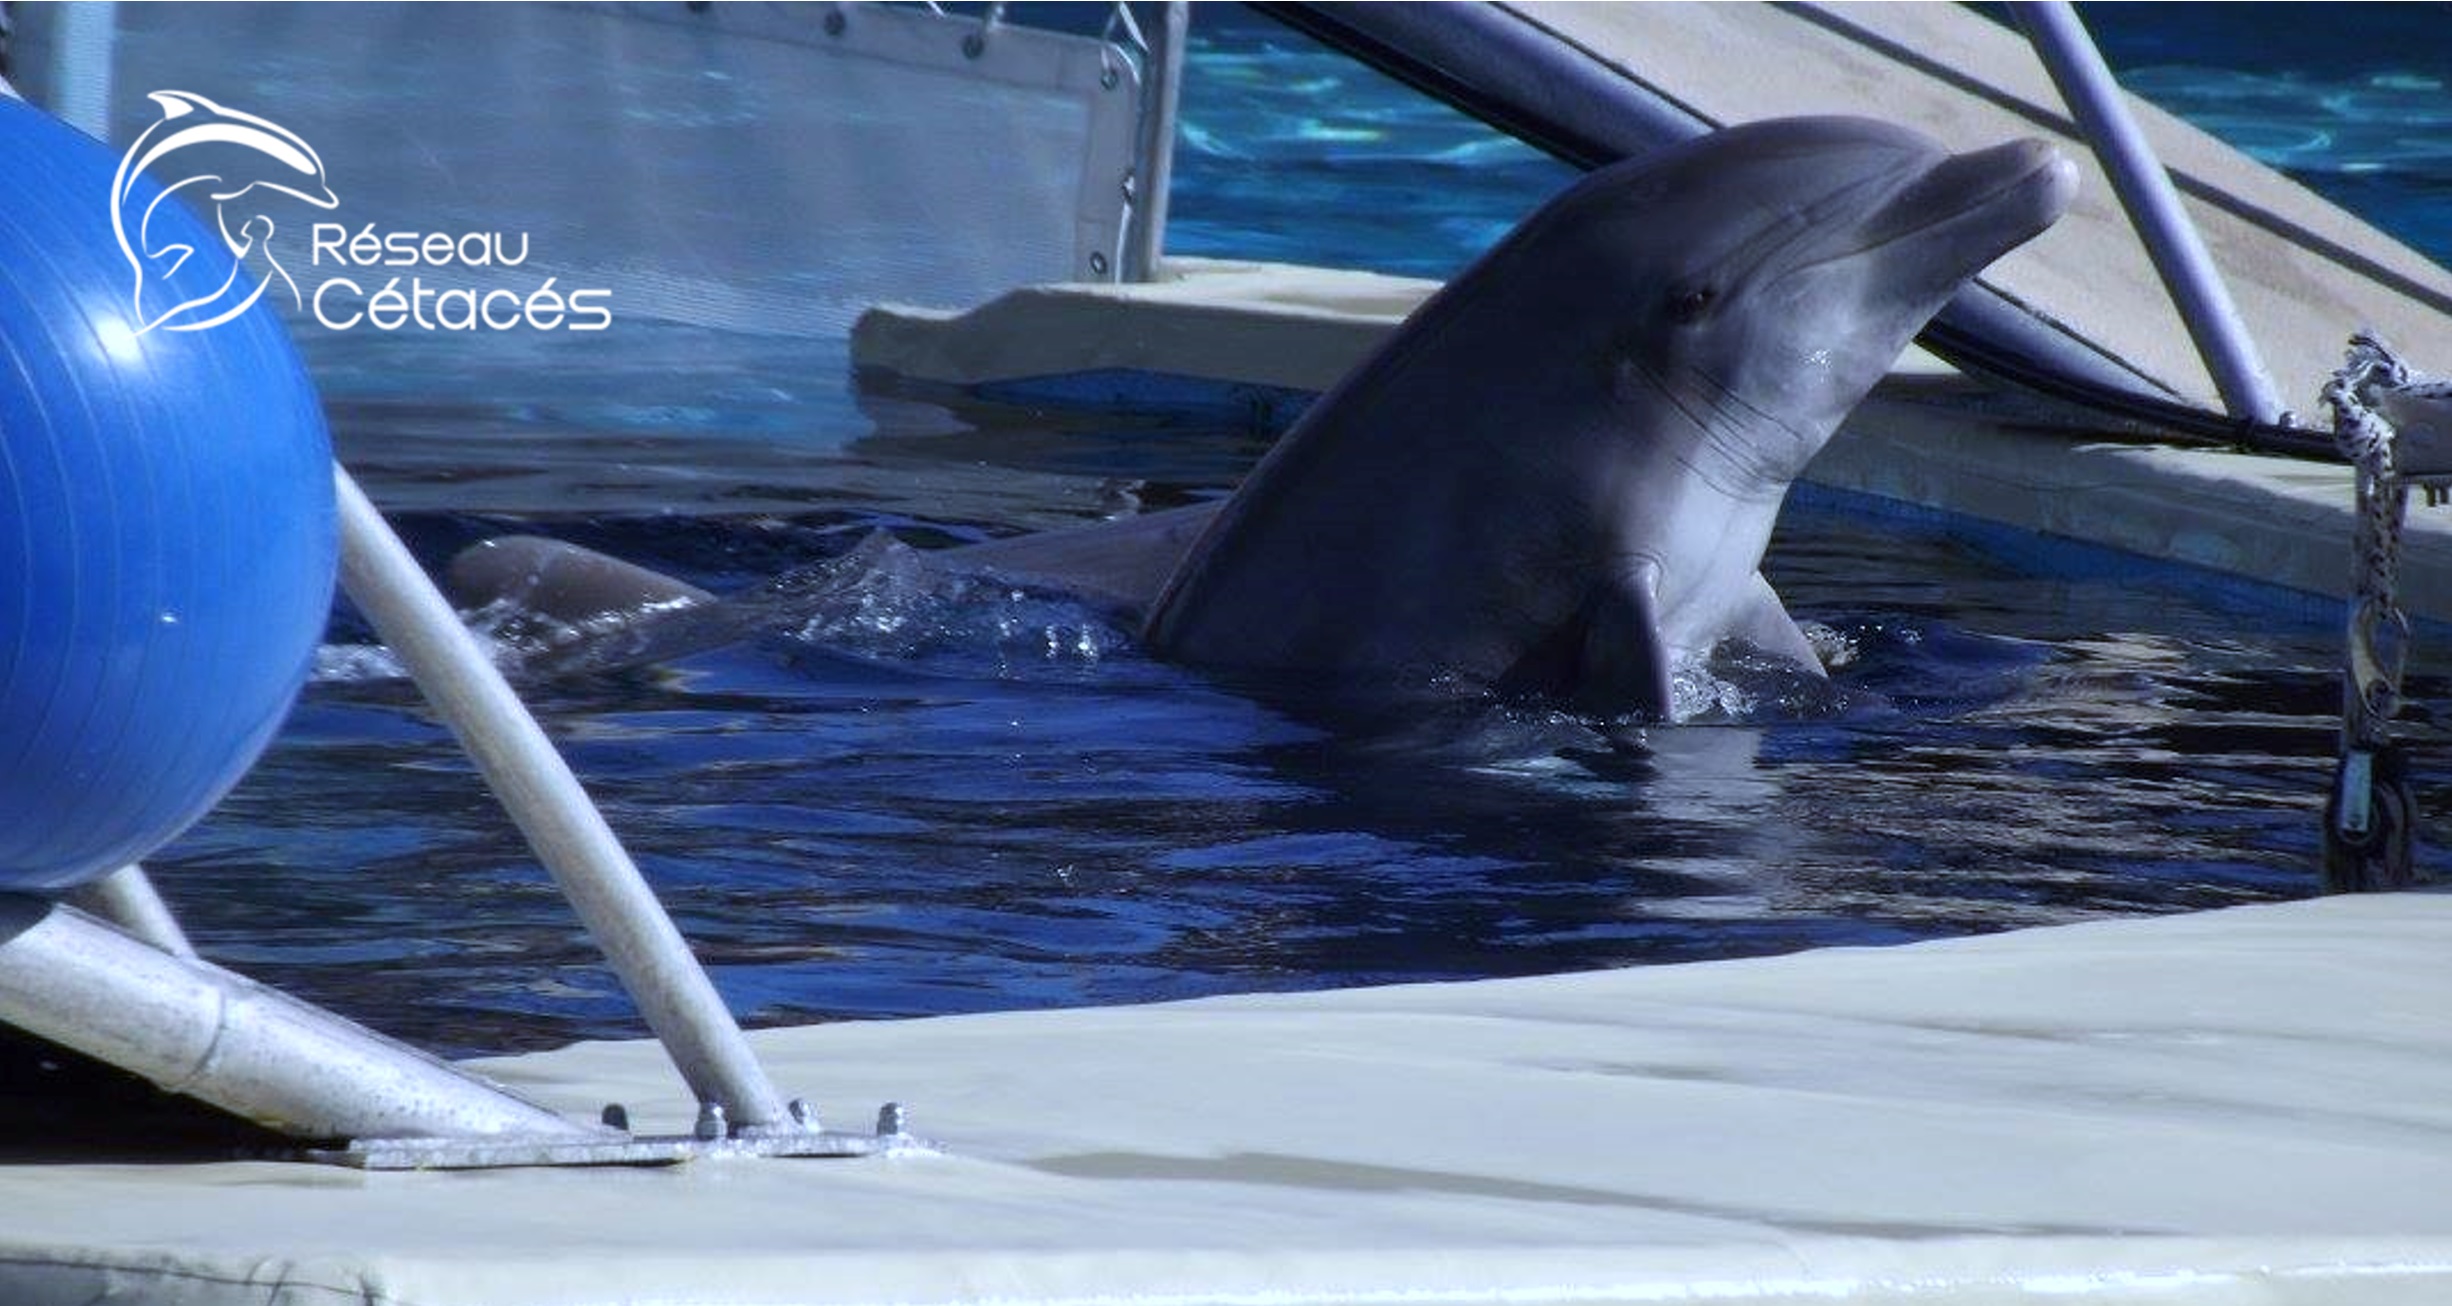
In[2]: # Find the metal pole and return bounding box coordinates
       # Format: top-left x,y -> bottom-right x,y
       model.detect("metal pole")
2010,0 -> 2285,424
0,895 -> 590,1140
333,468 -> 792,1131
65,864 -> 197,959
4,0 -> 116,135
1123,1 -> 1186,282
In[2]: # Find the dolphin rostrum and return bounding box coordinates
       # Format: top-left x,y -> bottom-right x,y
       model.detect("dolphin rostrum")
111,89 -> 339,333
445,117 -> 2075,718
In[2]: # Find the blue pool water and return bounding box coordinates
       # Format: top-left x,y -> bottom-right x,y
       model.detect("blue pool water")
149,5 -> 2452,1057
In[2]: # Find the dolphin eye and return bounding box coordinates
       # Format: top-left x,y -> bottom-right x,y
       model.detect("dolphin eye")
1670,285 -> 1717,326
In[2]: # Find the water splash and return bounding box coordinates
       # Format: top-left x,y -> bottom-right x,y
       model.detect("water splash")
311,642 -> 407,684
1668,632 -> 1855,725
753,533 -> 1137,674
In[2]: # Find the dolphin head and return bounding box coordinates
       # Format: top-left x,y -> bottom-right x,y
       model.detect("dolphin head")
1526,117 -> 2076,492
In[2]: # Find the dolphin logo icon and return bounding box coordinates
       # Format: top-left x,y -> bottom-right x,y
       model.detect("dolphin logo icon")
110,90 -> 339,334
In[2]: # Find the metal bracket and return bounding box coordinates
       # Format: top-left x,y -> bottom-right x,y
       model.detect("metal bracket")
307,1102 -> 929,1172
2379,383 -> 2452,478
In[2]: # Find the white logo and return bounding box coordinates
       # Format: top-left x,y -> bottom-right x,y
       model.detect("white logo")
110,89 -> 609,336
111,90 -> 339,334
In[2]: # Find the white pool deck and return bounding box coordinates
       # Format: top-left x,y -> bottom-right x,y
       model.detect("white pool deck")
7,893 -> 2452,1305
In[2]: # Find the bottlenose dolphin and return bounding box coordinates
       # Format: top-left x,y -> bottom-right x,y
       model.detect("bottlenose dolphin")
1144,117 -> 2073,712
445,117 -> 2075,717
112,89 -> 339,333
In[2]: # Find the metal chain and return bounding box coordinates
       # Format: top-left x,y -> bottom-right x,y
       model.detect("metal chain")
2331,333 -> 2411,728
2322,330 -> 2422,890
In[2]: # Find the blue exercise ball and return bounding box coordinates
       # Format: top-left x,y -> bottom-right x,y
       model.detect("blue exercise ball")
0,97 -> 336,892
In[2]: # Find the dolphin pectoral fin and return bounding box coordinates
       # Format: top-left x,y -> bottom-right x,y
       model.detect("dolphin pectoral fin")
1572,560 -> 1675,719
1727,572 -> 1827,678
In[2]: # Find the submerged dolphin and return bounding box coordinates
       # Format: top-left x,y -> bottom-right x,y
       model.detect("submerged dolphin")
446,117 -> 2075,717
112,89 -> 339,333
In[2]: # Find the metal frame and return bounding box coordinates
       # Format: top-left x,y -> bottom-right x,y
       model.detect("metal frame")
312,1103 -> 923,1172
0,467 -> 888,1161
4,2 -> 938,1161
0,0 -> 1170,1165
0,896 -> 596,1141
1121,1 -> 1186,282
334,471 -> 797,1132
0,458 -> 910,1165
63,865 -> 195,958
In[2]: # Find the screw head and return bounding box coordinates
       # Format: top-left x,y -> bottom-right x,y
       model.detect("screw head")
1089,251 -> 1110,277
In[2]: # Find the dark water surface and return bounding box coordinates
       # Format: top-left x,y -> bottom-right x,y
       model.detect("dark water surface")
149,4 -> 2452,1057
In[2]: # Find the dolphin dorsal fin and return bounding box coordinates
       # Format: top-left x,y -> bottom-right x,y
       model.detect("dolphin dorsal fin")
149,90 -> 207,119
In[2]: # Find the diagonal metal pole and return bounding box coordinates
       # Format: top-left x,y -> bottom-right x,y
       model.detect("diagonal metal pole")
0,895 -> 594,1141
65,864 -> 197,958
333,468 -> 790,1131
2011,0 -> 2285,425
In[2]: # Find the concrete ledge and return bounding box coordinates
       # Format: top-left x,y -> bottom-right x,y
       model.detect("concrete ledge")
1826,379 -> 2441,615
853,256 -> 1432,396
